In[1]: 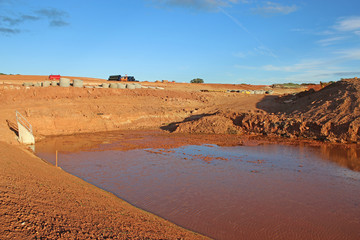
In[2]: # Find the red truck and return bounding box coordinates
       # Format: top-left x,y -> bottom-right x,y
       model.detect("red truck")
49,74 -> 61,80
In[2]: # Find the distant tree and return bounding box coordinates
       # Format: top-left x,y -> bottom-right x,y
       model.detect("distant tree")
190,78 -> 204,83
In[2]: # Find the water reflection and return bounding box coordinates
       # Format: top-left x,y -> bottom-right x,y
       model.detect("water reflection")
318,145 -> 360,171
36,131 -> 360,240
37,131 -> 360,172
36,140 -> 360,240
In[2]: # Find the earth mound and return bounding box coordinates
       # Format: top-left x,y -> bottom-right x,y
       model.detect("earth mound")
285,78 -> 360,142
174,114 -> 239,134
174,78 -> 360,143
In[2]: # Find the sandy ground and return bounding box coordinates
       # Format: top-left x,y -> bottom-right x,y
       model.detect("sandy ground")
0,141 -> 207,239
0,75 -> 358,238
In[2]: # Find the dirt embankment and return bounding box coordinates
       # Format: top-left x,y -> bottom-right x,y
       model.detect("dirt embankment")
1,76 -> 358,143
173,78 -> 360,143
0,75 -> 273,143
0,86 -> 209,141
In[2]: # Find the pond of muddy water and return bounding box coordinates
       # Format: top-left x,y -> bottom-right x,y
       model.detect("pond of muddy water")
36,131 -> 360,240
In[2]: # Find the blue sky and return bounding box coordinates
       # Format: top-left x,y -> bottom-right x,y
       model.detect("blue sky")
1,0 -> 360,84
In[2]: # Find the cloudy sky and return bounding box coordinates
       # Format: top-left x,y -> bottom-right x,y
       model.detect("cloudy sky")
1,0 -> 360,84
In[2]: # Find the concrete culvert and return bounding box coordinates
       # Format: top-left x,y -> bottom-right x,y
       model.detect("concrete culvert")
23,82 -> 32,87
110,83 -> 118,89
34,82 -> 42,87
59,78 -> 71,87
134,83 -> 142,89
43,81 -> 51,87
51,81 -> 58,86
102,83 -> 110,88
117,83 -> 126,89
73,79 -> 83,88
126,84 -> 136,89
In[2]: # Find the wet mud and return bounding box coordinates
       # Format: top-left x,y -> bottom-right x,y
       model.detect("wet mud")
36,131 -> 360,240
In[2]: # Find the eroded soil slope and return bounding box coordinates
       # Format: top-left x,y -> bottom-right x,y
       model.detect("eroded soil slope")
174,78 -> 360,143
0,77 -> 271,142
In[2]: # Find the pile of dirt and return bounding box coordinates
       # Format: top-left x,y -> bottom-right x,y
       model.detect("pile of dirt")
173,111 -> 306,138
174,114 -> 238,134
174,78 -> 360,143
284,78 -> 360,142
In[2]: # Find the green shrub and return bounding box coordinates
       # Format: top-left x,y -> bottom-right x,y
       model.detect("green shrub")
190,78 -> 204,83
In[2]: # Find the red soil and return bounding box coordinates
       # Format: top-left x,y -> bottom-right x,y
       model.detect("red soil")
174,78 -> 360,143
0,74 -> 359,238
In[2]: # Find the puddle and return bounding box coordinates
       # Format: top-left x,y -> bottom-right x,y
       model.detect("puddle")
36,131 -> 360,240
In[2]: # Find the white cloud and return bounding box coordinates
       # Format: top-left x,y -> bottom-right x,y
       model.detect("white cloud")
316,71 -> 360,77
234,65 -> 257,70
262,59 -> 327,72
233,52 -> 247,58
237,0 -> 252,3
254,45 -> 278,58
291,28 -> 305,32
317,30 -> 335,36
262,48 -> 360,73
235,57 -> 360,84
335,48 -> 360,60
233,45 -> 278,59
252,2 -> 298,15
150,0 -> 240,10
334,16 -> 360,32
308,16 -> 360,49
235,48 -> 360,83
316,36 -> 347,46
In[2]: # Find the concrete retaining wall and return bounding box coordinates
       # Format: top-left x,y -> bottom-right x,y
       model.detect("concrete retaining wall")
110,83 -> 118,89
117,83 -> 126,89
102,83 -> 110,88
59,78 -> 70,87
73,79 -> 83,88
43,81 -> 51,87
126,84 -> 136,89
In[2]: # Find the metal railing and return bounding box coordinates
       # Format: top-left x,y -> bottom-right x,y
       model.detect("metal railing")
15,110 -> 33,134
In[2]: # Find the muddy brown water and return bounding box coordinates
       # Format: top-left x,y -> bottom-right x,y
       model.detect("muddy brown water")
36,131 -> 360,240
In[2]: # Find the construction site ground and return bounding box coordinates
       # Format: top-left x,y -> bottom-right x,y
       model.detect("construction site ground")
0,75 -> 359,239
